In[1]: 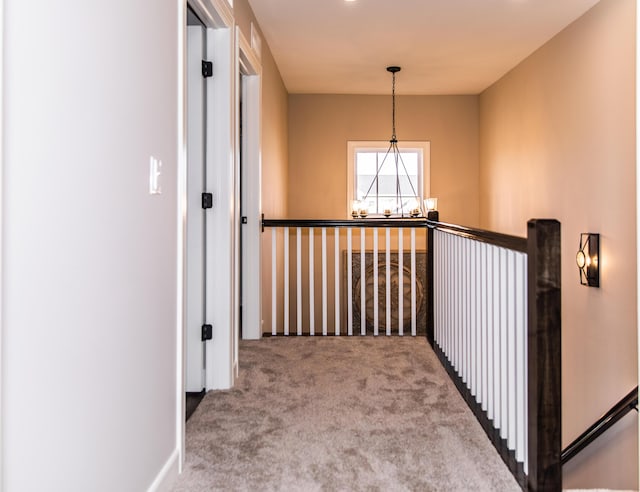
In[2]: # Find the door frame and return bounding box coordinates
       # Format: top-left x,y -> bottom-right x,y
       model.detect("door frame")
178,0 -> 234,470
0,0 -> 4,483
236,27 -> 262,341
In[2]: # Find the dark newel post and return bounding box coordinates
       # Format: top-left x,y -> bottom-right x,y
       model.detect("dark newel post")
527,219 -> 561,492
426,211 -> 439,346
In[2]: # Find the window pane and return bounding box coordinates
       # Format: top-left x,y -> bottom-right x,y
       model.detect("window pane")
353,146 -> 424,215
399,153 -> 418,176
356,152 -> 377,175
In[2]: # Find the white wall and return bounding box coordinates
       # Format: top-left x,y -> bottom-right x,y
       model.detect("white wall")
1,0 -> 181,490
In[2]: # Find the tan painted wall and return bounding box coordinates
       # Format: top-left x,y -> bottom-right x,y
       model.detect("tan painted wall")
234,0 -> 288,218
234,0 -> 289,335
287,95 -> 480,226
479,0 -> 638,488
258,29 -> 289,338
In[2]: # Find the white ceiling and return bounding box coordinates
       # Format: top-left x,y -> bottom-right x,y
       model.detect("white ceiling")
247,0 -> 600,95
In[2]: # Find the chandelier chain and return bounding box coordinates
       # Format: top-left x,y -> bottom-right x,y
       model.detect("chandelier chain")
391,71 -> 396,141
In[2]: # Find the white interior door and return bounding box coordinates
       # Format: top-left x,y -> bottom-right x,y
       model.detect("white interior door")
186,23 -> 206,392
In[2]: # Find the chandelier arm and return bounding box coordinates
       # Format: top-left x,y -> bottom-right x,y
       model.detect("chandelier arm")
393,142 -> 420,199
391,144 -> 420,217
395,152 -> 401,214
392,143 -> 412,216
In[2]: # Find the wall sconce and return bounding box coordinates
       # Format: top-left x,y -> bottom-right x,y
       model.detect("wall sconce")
576,233 -> 599,287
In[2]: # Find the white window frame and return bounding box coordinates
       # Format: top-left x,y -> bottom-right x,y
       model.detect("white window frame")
347,140 -> 431,218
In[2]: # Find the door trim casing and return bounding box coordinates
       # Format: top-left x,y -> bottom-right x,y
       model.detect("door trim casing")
237,27 -> 262,343
179,0 -> 235,472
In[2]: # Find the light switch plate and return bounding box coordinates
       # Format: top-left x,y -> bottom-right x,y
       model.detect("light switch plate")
149,156 -> 162,195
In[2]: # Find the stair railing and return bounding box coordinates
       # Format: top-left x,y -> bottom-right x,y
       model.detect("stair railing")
561,386 -> 638,465
427,215 -> 561,492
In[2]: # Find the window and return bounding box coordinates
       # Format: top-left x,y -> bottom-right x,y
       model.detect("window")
347,141 -> 430,217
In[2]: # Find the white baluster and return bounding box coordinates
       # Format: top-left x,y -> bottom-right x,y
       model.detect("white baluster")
309,228 -> 315,336
470,240 -> 476,393
455,237 -> 460,374
360,228 -> 366,336
491,246 -> 500,425
467,240 -> 472,389
507,250 -> 517,450
411,228 -> 416,336
452,233 -> 457,360
463,238 -> 469,386
322,227 -> 327,336
386,227 -> 391,336
476,241 -> 482,402
459,235 -> 463,371
523,253 -> 529,475
442,232 -> 447,354
373,228 -> 379,336
480,242 -> 488,412
347,228 -> 353,336
297,227 -> 302,336
398,229 -> 404,336
271,228 -> 277,336
335,228 -> 340,336
500,248 -> 508,439
284,227 -> 289,336
515,251 -> 526,463
436,231 -> 442,348
439,232 -> 445,350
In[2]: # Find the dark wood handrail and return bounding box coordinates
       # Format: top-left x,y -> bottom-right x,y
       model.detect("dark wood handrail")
262,216 -> 528,253
426,219 -> 528,253
561,386 -> 639,465
262,217 -> 428,229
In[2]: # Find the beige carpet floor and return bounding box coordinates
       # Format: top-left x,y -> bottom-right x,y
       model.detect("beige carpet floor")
173,337 -> 521,491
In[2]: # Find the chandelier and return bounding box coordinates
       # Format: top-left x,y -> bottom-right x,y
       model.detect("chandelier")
357,66 -> 422,218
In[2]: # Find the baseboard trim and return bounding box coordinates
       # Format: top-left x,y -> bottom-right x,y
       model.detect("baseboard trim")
147,448 -> 180,492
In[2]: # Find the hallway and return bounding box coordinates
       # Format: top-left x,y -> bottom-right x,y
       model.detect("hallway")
173,337 -> 519,491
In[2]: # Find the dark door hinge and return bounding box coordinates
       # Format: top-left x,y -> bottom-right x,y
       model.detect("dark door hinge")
241,216 -> 248,224
201,324 -> 213,341
202,192 -> 213,209
202,60 -> 213,78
